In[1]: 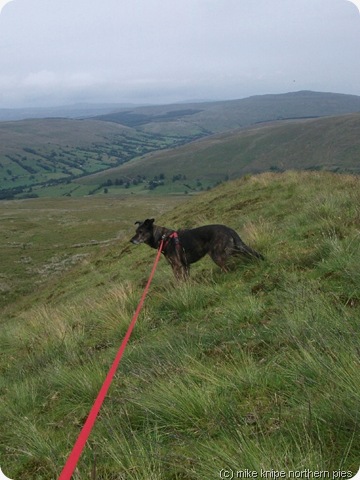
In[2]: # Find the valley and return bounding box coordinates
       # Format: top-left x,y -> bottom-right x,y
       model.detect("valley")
1,90 -> 360,199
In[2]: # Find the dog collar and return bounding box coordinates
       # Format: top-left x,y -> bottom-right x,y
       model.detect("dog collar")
161,231 -> 180,252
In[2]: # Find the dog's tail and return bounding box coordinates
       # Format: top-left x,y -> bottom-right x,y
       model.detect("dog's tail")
233,236 -> 264,260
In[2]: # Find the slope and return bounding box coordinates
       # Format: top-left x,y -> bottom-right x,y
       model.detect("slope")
81,113 -> 360,193
1,171 -> 359,479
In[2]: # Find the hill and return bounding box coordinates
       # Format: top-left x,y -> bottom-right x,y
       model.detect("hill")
0,102 -> 142,122
80,113 -> 360,193
1,171 -> 359,478
94,90 -> 360,134
1,90 -> 360,199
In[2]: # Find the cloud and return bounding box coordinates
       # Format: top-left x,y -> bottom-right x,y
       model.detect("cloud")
23,71 -> 96,89
0,0 -> 360,107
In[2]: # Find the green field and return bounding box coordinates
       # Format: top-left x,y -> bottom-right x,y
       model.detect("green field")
1,171 -> 359,479
0,118 -> 194,200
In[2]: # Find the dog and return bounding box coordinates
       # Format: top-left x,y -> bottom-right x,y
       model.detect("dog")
130,218 -> 264,279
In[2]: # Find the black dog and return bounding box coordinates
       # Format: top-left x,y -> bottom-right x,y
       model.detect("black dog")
130,218 -> 264,279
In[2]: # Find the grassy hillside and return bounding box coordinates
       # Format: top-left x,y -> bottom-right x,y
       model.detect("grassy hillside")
2,90 -> 360,199
1,171 -> 359,479
95,90 -> 360,135
81,113 -> 360,194
0,194 -> 187,312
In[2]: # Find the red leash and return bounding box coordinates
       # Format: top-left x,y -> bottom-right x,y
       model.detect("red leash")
58,239 -> 164,480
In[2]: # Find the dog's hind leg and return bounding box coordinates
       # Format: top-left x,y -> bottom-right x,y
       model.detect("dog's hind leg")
209,250 -> 230,273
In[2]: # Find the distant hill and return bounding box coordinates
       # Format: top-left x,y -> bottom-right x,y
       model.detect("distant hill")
0,103 -> 142,121
94,90 -> 360,135
80,113 -> 360,194
1,91 -> 360,198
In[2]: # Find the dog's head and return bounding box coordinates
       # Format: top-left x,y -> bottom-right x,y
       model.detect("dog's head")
130,218 -> 155,245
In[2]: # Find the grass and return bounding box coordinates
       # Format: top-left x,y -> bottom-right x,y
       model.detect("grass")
0,171 -> 359,479
0,194 -> 189,313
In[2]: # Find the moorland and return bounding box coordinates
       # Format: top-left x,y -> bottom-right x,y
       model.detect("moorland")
0,91 -> 359,479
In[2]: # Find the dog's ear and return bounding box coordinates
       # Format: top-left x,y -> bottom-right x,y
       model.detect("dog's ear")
134,220 -> 143,226
144,218 -> 155,226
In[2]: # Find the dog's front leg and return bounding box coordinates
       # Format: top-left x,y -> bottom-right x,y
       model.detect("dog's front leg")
166,252 -> 189,281
172,264 -> 189,281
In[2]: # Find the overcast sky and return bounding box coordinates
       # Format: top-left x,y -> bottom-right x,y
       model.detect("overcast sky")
0,0 -> 360,108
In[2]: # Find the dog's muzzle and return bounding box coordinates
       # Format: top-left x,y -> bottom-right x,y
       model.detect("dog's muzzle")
130,237 -> 141,245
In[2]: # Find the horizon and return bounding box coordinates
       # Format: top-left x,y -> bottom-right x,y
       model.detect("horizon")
1,88 -> 360,114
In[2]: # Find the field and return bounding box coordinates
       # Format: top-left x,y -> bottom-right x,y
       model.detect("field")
1,171 -> 359,479
0,119 -> 194,200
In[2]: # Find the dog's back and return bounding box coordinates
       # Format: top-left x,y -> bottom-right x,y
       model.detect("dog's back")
178,224 -> 263,267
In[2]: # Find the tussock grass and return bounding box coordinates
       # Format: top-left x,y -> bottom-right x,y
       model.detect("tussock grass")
1,171 -> 359,478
